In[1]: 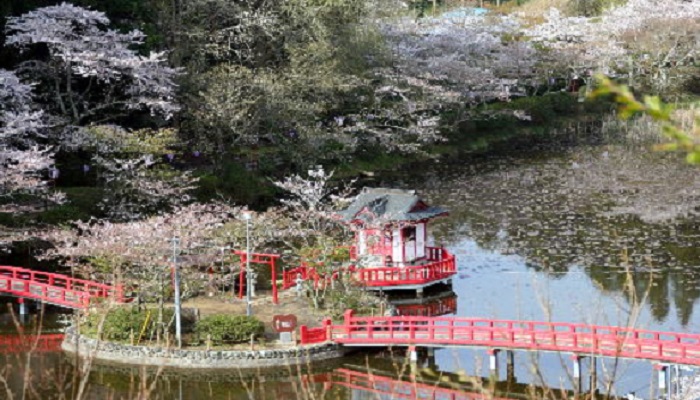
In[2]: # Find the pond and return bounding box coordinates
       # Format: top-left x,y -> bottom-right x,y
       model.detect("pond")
3,135 -> 700,398
414,140 -> 700,397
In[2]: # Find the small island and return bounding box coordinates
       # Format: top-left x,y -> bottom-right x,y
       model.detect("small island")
55,187 -> 455,368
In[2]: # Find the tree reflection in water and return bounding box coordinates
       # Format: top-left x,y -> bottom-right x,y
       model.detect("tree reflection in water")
405,144 -> 700,325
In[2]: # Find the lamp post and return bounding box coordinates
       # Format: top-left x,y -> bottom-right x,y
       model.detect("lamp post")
242,212 -> 253,317
171,236 -> 182,348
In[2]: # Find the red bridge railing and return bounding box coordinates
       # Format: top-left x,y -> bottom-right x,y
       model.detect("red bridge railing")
299,319 -> 331,344
354,247 -> 456,287
0,266 -> 124,309
328,310 -> 700,365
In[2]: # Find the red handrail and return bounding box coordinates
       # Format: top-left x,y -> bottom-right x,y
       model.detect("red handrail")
0,265 -> 124,309
283,248 -> 456,289
354,248 -> 456,287
329,311 -> 700,366
299,319 -> 332,344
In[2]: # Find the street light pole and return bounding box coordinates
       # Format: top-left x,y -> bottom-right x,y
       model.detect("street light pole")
243,212 -> 252,317
171,236 -> 182,348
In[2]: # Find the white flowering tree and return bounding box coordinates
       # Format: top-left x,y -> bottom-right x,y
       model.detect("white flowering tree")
42,201 -> 235,341
1,3 -> 191,222
377,0 -> 699,126
524,0 -> 700,94
5,2 -> 180,125
381,13 -> 539,104
271,167 -> 357,308
0,69 -> 56,205
44,202 -> 235,291
62,124 -> 197,221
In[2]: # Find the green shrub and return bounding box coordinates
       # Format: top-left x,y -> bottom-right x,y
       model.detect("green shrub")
193,162 -> 276,206
569,0 -> 627,16
194,315 -> 264,344
36,204 -> 90,225
82,307 -> 175,342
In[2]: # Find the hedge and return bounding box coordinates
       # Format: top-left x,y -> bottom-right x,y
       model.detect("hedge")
194,315 -> 265,345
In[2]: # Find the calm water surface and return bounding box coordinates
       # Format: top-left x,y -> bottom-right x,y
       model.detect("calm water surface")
4,140 -> 700,399
417,142 -> 700,397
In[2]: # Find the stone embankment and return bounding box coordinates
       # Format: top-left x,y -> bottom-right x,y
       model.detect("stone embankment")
62,328 -> 345,369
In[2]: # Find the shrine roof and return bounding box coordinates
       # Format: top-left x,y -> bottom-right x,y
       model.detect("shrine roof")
337,187 -> 447,224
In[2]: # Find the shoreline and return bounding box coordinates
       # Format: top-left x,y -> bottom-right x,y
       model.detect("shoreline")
61,326 -> 348,369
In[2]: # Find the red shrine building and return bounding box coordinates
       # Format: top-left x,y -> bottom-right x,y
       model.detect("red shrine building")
337,188 -> 456,294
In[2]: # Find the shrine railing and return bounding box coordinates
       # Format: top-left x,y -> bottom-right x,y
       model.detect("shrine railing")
283,247 -> 456,289
353,247 -> 456,287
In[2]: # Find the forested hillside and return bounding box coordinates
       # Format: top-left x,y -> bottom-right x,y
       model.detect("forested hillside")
1,0 -> 698,257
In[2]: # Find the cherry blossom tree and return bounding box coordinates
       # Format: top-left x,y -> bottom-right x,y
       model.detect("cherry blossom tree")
0,69 -> 55,202
5,2 -> 180,125
62,124 -> 197,221
1,3 -> 191,222
524,0 -> 700,95
42,202 -> 235,341
43,202 -> 235,303
381,13 -> 539,103
271,166 -> 357,308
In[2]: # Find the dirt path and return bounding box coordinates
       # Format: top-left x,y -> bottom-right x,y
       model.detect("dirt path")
183,289 -> 330,336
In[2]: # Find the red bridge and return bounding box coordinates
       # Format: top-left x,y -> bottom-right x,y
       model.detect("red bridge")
0,266 -> 124,309
300,310 -> 700,366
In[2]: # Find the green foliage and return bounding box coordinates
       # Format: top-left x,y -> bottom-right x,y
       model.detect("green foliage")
82,126 -> 179,157
0,212 -> 28,228
326,285 -> 381,319
194,162 -> 277,207
591,75 -> 700,164
491,93 -> 579,123
40,187 -> 103,223
82,307 -> 175,342
330,247 -> 351,263
35,204 -> 90,225
177,0 -> 397,168
194,315 -> 264,344
299,240 -> 352,272
569,0 -> 627,16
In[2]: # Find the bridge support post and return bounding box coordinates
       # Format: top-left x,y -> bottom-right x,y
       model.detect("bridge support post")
425,347 -> 436,369
488,349 -> 500,378
18,298 -> 28,316
406,346 -> 418,372
506,350 -> 515,384
408,346 -> 418,364
655,363 -> 668,397
571,355 -> 582,393
589,357 -> 597,397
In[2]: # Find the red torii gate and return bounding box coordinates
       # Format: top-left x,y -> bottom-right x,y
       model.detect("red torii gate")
233,251 -> 281,305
